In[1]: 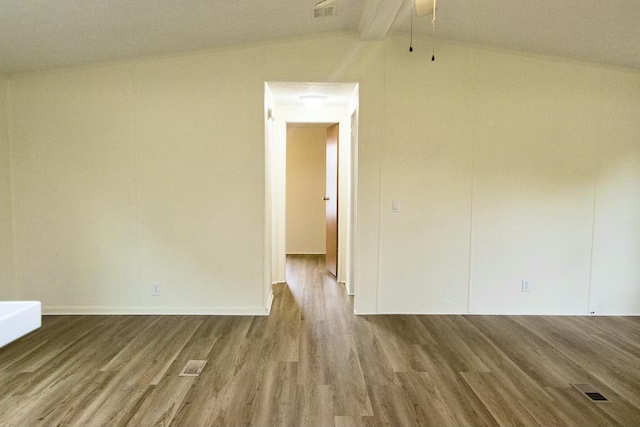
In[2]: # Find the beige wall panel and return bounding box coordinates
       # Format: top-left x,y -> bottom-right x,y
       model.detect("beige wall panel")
10,65 -> 138,309
134,47 -> 265,310
377,37 -> 476,313
470,51 -> 600,314
264,33 -> 361,81
286,125 -> 326,254
0,77 -> 14,299
591,70 -> 640,314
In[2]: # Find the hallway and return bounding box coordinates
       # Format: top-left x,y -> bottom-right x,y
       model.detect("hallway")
0,255 -> 639,426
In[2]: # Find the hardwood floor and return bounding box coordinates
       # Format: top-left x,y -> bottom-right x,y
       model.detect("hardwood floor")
1,254 -> 640,426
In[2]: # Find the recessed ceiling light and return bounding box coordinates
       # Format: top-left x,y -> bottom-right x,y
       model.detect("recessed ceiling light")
300,95 -> 327,108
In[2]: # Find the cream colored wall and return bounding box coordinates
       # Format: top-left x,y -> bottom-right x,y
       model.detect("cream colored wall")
133,49 -> 265,313
10,65 -> 138,311
0,76 -> 14,300
10,47 -> 266,314
377,39 -> 476,313
5,31 -> 640,314
590,70 -> 640,314
469,51 -> 600,314
367,35 -> 640,314
286,125 -> 327,254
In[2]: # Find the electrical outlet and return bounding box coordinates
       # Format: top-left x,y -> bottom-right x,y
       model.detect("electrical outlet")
522,280 -> 531,293
151,282 -> 161,296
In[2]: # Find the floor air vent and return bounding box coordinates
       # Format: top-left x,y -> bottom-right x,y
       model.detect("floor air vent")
180,360 -> 207,377
572,383 -> 611,403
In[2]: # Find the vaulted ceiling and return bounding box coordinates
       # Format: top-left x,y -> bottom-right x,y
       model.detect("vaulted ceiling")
1,0 -> 638,75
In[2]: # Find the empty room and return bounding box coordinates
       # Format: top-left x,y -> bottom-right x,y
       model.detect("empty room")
1,0 -> 639,426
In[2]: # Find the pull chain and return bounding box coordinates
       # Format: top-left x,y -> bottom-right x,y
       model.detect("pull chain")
431,0 -> 436,60
409,0 -> 414,52
431,17 -> 435,60
410,0 -> 438,60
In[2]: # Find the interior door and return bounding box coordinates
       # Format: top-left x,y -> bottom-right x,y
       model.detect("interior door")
325,124 -> 339,276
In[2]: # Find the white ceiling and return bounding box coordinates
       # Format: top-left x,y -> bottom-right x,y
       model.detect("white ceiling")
0,0 -> 638,75
391,0 -> 640,70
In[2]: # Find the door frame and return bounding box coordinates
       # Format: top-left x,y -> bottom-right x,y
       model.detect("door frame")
325,123 -> 339,276
266,83 -> 359,298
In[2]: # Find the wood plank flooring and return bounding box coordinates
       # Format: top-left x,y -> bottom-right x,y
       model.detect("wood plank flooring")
1,254 -> 640,426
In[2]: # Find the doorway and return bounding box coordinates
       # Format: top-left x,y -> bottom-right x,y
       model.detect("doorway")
265,82 -> 359,299
285,123 -> 339,275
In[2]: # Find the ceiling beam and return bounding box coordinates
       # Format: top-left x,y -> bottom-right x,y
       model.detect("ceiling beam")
358,0 -> 405,40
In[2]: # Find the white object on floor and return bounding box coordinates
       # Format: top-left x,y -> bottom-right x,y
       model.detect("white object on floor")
0,301 -> 42,348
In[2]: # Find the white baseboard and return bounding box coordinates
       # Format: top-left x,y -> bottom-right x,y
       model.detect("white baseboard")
265,290 -> 275,315
354,309 -> 472,315
338,281 -> 354,296
43,305 -> 272,316
285,252 -> 326,255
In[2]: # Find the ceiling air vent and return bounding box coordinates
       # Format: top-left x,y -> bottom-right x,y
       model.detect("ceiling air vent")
313,0 -> 336,19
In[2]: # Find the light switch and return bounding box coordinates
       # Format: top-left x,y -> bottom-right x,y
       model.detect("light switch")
392,201 -> 401,213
